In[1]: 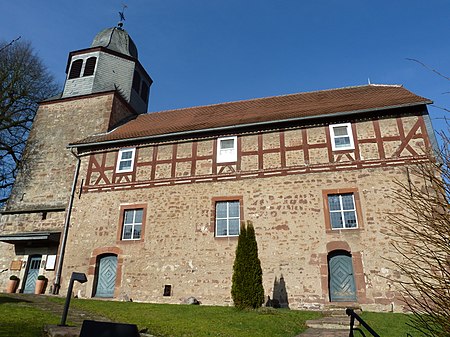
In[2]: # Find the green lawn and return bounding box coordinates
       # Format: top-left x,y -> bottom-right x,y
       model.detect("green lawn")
58,298 -> 322,337
0,294 -> 429,337
0,296 -> 61,337
360,311 -> 425,337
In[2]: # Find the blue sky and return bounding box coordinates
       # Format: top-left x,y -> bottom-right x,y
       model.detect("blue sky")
2,1 -> 449,135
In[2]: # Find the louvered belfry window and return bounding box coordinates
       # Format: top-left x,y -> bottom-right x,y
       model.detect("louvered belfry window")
68,59 -> 83,79
83,57 -> 97,76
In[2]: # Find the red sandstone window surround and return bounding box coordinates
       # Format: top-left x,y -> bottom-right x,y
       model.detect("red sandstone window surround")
322,188 -> 363,232
117,204 -> 147,242
211,196 -> 244,237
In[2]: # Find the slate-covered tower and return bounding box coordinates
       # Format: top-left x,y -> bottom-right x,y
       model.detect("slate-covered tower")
63,25 -> 152,114
0,24 -> 152,294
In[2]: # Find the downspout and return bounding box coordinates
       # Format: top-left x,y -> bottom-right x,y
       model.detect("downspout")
53,148 -> 81,294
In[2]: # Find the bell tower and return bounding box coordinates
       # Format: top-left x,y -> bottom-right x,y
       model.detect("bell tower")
62,23 -> 152,114
0,23 -> 153,293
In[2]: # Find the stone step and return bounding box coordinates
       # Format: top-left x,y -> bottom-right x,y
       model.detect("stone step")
298,328 -> 350,337
306,316 -> 353,330
322,304 -> 362,317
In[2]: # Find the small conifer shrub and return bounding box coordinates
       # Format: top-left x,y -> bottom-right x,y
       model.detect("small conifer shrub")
231,220 -> 264,309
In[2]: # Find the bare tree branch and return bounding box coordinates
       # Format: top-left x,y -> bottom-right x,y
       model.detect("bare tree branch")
0,39 -> 59,206
406,58 -> 450,82
388,130 -> 450,336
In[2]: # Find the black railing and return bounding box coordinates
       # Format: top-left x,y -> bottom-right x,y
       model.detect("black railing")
346,308 -> 380,337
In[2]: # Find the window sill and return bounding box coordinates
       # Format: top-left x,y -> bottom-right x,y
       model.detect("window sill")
214,236 -> 239,240
326,227 -> 362,234
117,239 -> 144,244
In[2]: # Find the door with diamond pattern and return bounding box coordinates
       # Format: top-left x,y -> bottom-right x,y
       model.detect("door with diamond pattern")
94,254 -> 117,298
328,251 -> 357,302
23,255 -> 42,293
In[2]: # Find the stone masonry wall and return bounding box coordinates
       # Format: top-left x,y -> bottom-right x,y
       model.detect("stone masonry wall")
64,164 -> 411,311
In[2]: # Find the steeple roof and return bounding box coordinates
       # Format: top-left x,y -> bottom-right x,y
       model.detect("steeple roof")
91,26 -> 138,59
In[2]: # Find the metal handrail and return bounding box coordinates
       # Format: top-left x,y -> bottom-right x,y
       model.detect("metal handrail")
346,308 -> 380,337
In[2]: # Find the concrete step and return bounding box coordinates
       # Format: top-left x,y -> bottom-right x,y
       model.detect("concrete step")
306,316 -> 353,330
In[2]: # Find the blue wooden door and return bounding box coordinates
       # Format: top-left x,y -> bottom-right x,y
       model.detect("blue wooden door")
94,255 -> 117,298
329,253 -> 357,302
23,255 -> 42,293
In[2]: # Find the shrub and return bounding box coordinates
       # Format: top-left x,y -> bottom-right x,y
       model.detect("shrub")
231,220 -> 264,309
9,275 -> 19,281
37,275 -> 46,281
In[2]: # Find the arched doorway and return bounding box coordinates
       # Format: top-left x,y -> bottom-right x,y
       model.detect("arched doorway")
328,250 -> 357,302
23,255 -> 42,293
93,254 -> 118,298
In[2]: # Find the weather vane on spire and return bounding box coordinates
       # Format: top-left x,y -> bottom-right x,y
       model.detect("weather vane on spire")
118,4 -> 128,28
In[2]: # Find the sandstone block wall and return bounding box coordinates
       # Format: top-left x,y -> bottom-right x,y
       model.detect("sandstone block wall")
64,165 -> 410,311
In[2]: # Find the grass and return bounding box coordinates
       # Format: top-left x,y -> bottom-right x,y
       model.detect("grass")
360,311 -> 425,337
0,294 -> 430,337
0,296 -> 61,337
51,298 -> 322,337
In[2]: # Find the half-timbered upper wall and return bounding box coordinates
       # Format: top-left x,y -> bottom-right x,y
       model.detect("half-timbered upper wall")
83,114 -> 431,192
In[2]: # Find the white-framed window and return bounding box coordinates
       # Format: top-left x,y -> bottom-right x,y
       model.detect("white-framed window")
329,123 -> 354,151
327,193 -> 358,229
215,200 -> 240,237
122,209 -> 143,240
217,136 -> 237,163
116,148 -> 136,173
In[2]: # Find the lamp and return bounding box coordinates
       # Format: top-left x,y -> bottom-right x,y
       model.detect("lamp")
59,272 -> 87,326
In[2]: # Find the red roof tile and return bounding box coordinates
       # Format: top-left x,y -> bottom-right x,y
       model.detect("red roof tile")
71,84 -> 431,147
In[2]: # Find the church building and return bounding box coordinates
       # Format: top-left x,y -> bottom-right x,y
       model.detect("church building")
0,23 -> 437,311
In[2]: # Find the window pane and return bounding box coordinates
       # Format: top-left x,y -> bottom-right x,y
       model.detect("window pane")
228,201 -> 240,217
344,211 -> 357,228
335,137 -> 351,148
333,126 -> 349,137
328,195 -> 341,211
121,151 -> 133,160
229,219 -> 240,236
119,160 -> 132,171
330,212 -> 343,229
133,225 -> 142,239
220,139 -> 235,149
216,202 -> 227,218
122,225 -> 132,239
216,219 -> 228,236
124,210 -> 134,224
134,209 -> 143,223
341,194 -> 355,210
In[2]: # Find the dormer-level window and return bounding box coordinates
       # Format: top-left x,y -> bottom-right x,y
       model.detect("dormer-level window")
116,148 -> 136,173
217,136 -> 237,163
329,123 -> 354,151
68,59 -> 83,79
83,57 -> 97,76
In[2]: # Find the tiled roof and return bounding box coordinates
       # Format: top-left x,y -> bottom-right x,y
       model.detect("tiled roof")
71,84 -> 431,147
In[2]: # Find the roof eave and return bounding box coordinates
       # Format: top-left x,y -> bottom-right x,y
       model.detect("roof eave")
69,100 -> 432,149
